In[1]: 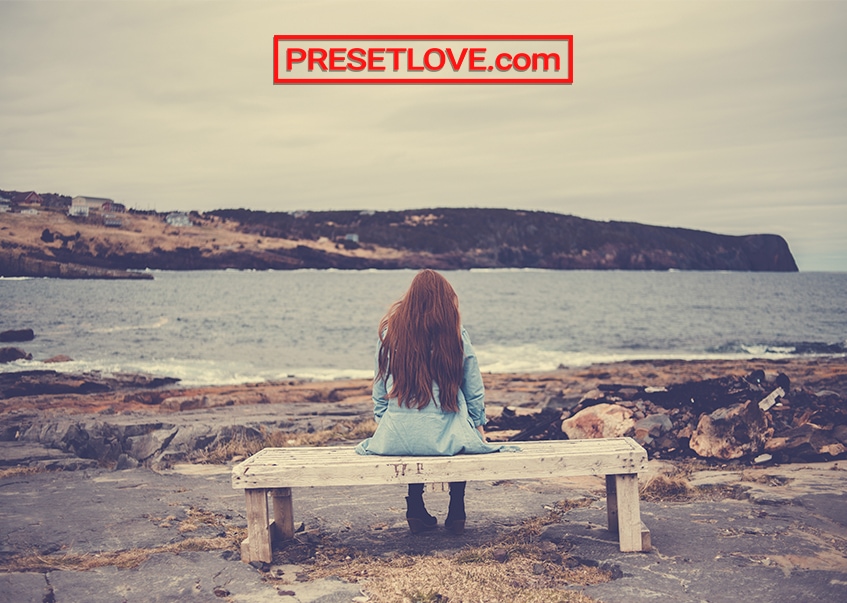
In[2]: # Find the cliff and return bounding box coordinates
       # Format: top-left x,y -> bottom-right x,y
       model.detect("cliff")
0,193 -> 798,278
212,207 -> 799,272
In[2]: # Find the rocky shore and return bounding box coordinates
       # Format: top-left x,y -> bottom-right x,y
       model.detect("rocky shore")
2,357 -> 846,473
1,358 -> 846,602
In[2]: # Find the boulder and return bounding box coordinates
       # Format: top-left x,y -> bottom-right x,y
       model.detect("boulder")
43,355 -> 73,364
0,347 -> 32,363
765,423 -> 847,458
689,399 -> 773,460
561,403 -> 635,439
0,329 -> 35,343
633,413 -> 673,446
125,427 -> 179,461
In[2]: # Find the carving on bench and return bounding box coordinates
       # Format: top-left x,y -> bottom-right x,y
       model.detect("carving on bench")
231,437 -> 651,563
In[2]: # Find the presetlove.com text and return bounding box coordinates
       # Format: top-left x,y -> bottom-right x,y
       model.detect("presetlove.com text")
274,35 -> 573,84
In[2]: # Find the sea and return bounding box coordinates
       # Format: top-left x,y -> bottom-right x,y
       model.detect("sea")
1,269 -> 846,387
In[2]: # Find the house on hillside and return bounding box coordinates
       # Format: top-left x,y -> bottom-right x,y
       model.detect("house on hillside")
69,203 -> 89,217
101,201 -> 126,213
0,202 -> 11,213
103,213 -> 123,228
165,212 -> 192,227
70,196 -> 115,217
23,192 -> 44,205
20,208 -> 39,216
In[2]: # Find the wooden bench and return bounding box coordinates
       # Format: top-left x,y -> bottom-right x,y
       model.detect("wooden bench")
231,437 -> 651,563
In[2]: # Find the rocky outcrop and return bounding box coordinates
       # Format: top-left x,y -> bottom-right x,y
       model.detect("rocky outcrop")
0,329 -> 35,343
486,366 -> 847,463
0,348 -> 32,363
0,249 -> 152,280
212,208 -> 799,272
1,193 -> 799,276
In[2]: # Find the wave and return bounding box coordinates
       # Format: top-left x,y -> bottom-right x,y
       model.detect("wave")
89,316 -> 170,334
0,357 -> 372,387
706,341 -> 847,356
475,340 -> 847,374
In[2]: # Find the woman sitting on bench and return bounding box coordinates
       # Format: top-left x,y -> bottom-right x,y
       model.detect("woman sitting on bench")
355,269 -> 503,535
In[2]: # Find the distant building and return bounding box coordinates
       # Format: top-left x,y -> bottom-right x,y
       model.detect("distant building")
101,201 -> 126,213
344,233 -> 360,243
103,213 -> 123,228
0,202 -> 10,213
20,208 -> 39,216
23,192 -> 44,204
69,204 -> 89,217
70,196 -> 114,216
165,212 -> 192,227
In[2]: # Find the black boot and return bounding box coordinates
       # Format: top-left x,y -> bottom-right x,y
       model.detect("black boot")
406,483 -> 437,534
445,481 -> 466,535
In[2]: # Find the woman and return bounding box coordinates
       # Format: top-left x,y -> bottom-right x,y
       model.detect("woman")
356,270 -> 503,535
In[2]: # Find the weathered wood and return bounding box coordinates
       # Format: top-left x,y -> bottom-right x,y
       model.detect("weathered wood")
232,438 -> 650,562
605,474 -> 619,533
231,439 -> 646,489
614,473 -> 643,552
270,487 -> 294,542
243,489 -> 271,563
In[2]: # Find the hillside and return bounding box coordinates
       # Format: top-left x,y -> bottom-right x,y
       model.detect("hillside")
0,191 -> 798,278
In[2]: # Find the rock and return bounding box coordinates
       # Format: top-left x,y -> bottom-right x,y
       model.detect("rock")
633,413 -> 673,445
0,347 -> 32,363
689,400 -> 773,460
539,525 -> 572,548
0,328 -> 35,342
160,395 -> 207,411
765,423 -> 847,458
125,427 -> 179,461
115,453 -> 140,470
561,403 -> 635,439
492,548 -> 509,563
43,355 -> 73,363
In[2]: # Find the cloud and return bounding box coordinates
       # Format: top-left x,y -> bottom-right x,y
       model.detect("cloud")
0,1 -> 844,270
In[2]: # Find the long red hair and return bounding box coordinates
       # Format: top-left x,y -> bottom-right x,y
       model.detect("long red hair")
377,270 -> 464,412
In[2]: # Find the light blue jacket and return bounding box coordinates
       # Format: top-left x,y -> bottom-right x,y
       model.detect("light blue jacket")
355,328 -> 503,456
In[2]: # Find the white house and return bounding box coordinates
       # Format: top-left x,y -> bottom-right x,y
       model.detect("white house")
70,196 -> 114,217
68,204 -> 89,218
165,212 -> 192,227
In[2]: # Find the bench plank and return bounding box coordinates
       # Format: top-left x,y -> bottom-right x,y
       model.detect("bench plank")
231,437 -> 650,563
231,439 -> 646,489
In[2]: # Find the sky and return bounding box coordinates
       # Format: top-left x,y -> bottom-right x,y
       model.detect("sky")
1,1 -> 845,271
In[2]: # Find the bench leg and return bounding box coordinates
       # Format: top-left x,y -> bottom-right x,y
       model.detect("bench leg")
270,487 -> 295,543
606,473 -> 651,552
242,489 -> 272,564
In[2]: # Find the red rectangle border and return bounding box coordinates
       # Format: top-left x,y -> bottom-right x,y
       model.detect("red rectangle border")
274,35 -> 573,84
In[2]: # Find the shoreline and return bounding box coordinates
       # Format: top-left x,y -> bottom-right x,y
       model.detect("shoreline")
3,356 -> 847,416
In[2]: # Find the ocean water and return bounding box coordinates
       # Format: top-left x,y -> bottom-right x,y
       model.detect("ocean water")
1,269 -> 845,386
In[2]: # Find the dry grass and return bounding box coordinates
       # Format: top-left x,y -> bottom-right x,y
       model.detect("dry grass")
1,508 -> 244,573
194,419 -> 377,464
639,474 -> 694,502
300,499 -> 605,603
0,465 -> 45,480
320,555 -> 605,603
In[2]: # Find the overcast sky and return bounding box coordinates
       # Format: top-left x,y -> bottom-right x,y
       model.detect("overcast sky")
1,1 -> 845,271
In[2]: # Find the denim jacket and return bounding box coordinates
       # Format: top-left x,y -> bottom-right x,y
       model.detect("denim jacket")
355,328 -> 503,456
